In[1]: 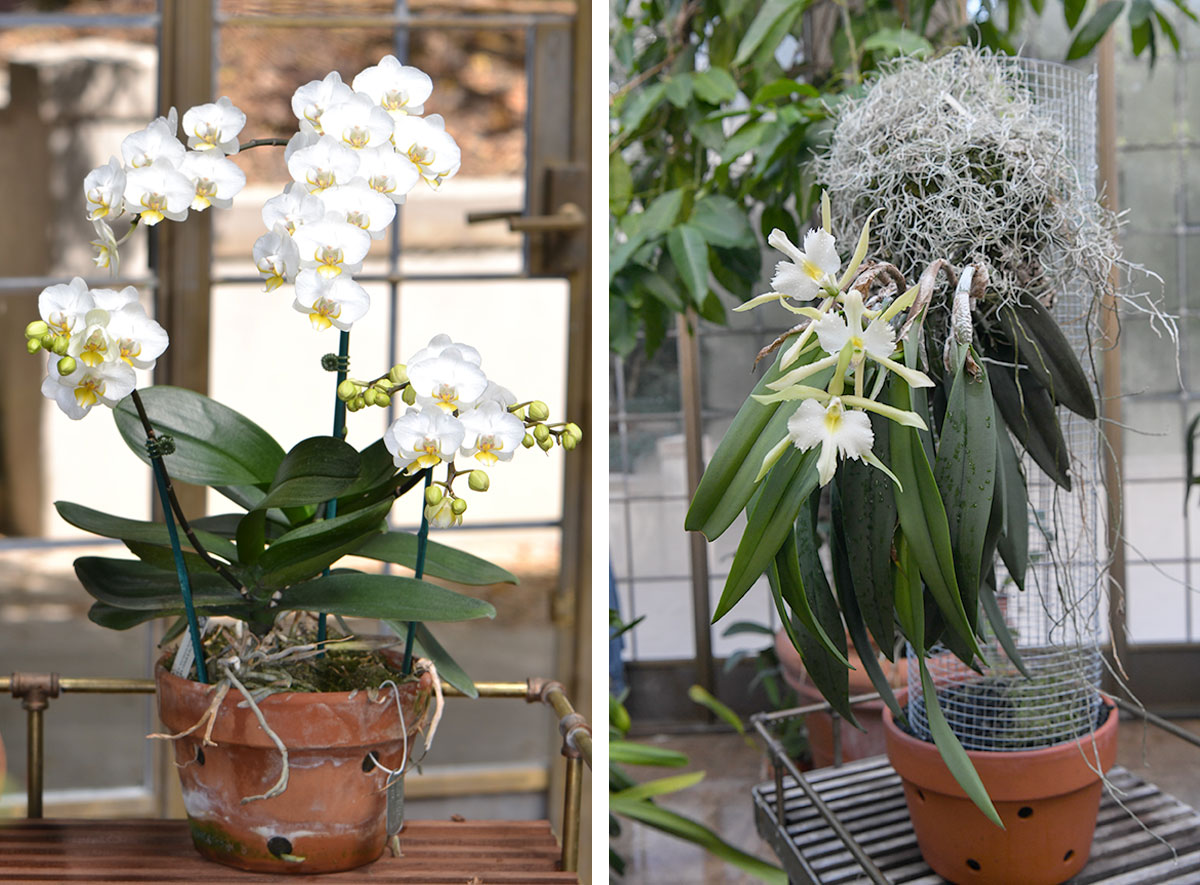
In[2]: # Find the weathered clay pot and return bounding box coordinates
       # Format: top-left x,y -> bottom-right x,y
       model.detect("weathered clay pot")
156,662 -> 433,874
883,697 -> 1118,885
775,628 -> 908,767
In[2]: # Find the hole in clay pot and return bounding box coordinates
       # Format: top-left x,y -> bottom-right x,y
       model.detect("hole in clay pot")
1018,806 -> 1033,818
966,859 -> 981,871
267,836 -> 293,858
916,789 -> 925,802
1064,849 -> 1075,862
195,746 -> 205,766
362,752 -> 378,773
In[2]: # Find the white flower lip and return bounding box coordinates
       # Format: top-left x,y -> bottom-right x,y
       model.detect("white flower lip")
787,397 -> 874,487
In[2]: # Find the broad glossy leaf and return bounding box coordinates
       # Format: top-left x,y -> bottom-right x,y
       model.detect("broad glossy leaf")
997,294 -> 1096,419
74,556 -> 246,610
56,501 -> 239,562
413,622 -> 477,698
356,532 -> 518,586
988,363 -> 1071,490
1064,0 -> 1086,28
279,573 -> 495,623
777,509 -> 849,666
257,499 -> 393,589
236,508 -> 266,567
689,195 -> 755,249
667,224 -> 710,305
88,600 -> 248,630
692,68 -> 738,104
994,415 -> 1028,591
114,386 -> 285,487
258,436 -> 360,509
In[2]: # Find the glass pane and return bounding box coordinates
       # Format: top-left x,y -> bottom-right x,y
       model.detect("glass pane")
1126,562 -> 1189,644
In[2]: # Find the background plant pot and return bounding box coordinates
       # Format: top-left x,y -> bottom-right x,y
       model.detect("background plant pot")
883,697 -> 1118,885
156,663 -> 432,874
775,629 -> 908,768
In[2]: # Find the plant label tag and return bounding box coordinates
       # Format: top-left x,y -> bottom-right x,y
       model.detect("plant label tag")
170,618 -> 208,678
386,778 -> 405,835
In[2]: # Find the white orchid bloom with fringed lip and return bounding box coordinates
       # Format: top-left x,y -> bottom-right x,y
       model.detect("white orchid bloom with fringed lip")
812,289 -> 933,393
84,158 -> 126,221
181,97 -> 246,154
407,333 -> 482,367
253,226 -> 300,292
40,354 -> 135,420
384,407 -> 466,472
391,114 -> 461,189
90,219 -> 120,277
352,56 -> 433,119
262,183 -> 326,235
178,151 -> 246,211
319,183 -> 396,239
735,228 -> 841,319
39,277 -> 93,342
287,136 -> 361,195
123,161 -> 194,226
407,349 -> 489,414
120,109 -> 185,170
352,145 -> 421,203
319,92 -> 395,151
788,398 -> 875,487
291,71 -> 355,133
292,270 -> 370,331
291,219 -> 371,280
459,401 -> 526,466
104,303 -> 169,370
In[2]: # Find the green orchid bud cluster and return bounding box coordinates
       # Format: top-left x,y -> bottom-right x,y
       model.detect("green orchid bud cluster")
336,364 -> 411,413
512,398 -> 584,454
24,320 -> 70,356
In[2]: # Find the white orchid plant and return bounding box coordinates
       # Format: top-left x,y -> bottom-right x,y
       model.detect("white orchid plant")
22,56 -> 580,699
687,194 -> 1082,825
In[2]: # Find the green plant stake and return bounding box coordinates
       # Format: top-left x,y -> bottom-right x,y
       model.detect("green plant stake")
318,330 -> 352,654
402,469 -> 434,677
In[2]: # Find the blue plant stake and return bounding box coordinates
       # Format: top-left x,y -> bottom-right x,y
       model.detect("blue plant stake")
318,330 -> 352,653
402,468 -> 434,677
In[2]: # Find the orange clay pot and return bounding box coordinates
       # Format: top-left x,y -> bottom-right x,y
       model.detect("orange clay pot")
775,629 -> 908,768
156,662 -> 433,874
883,697 -> 1118,885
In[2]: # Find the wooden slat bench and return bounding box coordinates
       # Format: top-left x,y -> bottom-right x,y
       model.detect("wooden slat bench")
0,818 -> 579,883
754,758 -> 1200,884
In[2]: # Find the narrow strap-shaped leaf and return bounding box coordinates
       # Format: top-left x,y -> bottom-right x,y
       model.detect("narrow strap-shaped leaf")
612,772 -> 707,802
980,572 -> 1030,678
55,501 -> 239,562
714,447 -> 819,620
610,740 -> 689,767
384,621 -> 478,698
781,506 -> 850,667
995,403 -> 1030,591
998,296 -> 1096,419
356,532 -> 519,585
988,361 -> 1072,491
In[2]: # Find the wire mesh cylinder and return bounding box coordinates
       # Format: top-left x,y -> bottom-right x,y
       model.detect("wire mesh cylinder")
903,56 -> 1108,752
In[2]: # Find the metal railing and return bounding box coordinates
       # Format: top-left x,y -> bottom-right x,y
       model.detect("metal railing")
0,672 -> 591,873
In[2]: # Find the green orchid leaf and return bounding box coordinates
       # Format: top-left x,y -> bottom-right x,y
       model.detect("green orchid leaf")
1066,0 -> 1125,60
385,621 -> 478,698
235,508 -> 267,567
610,798 -> 788,883
997,294 -> 1096,419
687,685 -> 746,734
613,772 -> 707,802
988,362 -> 1072,490
191,513 -> 289,540
114,386 -> 286,487
355,531 -> 518,586
123,541 -> 211,575
55,501 -> 239,563
278,573 -> 495,623
720,621 -> 777,637
74,556 -> 246,611
257,499 -> 393,589
1064,0 -> 1086,28
338,439 -> 401,499
668,224 -> 711,305
258,436 -> 361,509
834,413 -> 897,654
87,600 -> 248,630
994,405 -> 1029,591
715,446 -> 819,621
610,740 -> 690,767
980,572 -> 1030,678
933,345 -> 997,628
791,495 -> 851,666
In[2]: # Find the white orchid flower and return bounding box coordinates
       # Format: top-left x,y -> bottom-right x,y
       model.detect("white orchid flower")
68,311 -> 116,368
120,109 -> 184,169
477,380 -> 518,409
318,183 -> 396,239
291,219 -> 371,279
123,161 -> 194,225
352,56 -> 433,119
786,397 -> 892,487
89,285 -> 138,313
292,270 -> 370,331
407,348 -> 489,414
384,407 -> 466,471
735,228 -> 841,319
83,158 -> 126,221
261,182 -> 326,235
424,495 -> 463,528
38,278 -> 93,342
812,289 -> 933,393
319,92 -> 395,150
287,136 -> 361,194
283,128 -> 320,163
291,71 -> 355,133
391,114 -> 461,189
90,219 -> 120,277
178,151 -> 246,211
407,333 -> 482,367
252,226 -> 300,292
181,97 -> 246,154
40,354 -> 135,420
458,401 -> 526,465
104,303 -> 169,370
352,145 -> 421,203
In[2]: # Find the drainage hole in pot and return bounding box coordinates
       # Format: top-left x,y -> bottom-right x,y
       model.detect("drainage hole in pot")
916,789 -> 925,802
1064,850 -> 1075,862
267,836 -> 293,858
362,752 -> 378,773
1017,806 -> 1033,818
966,859 -> 981,872
195,746 -> 205,766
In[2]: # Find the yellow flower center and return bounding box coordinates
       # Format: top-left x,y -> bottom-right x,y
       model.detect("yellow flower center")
407,145 -> 434,168
307,297 -> 342,330
74,377 -> 103,408
415,436 -> 442,467
315,246 -> 344,279
307,169 -> 336,193
382,90 -> 409,112
475,435 -> 501,466
118,339 -> 142,366
140,193 -> 167,224
344,127 -> 371,149
368,174 -> 395,194
79,330 -> 108,367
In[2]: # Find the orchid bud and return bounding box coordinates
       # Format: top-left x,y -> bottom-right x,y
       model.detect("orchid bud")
375,392 -> 391,407
468,470 -> 489,492
26,338 -> 42,354
337,379 -> 358,401
538,436 -> 553,452
56,356 -> 77,376
532,424 -> 550,442
402,386 -> 417,406
25,321 -> 48,339
450,498 -> 467,515
522,433 -> 535,448
352,395 -> 366,410
562,434 -> 577,451
52,336 -> 69,355
376,378 -> 395,391
364,388 -> 378,406
528,400 -> 549,421
388,365 -> 408,385
565,422 -> 582,441
425,485 -> 444,506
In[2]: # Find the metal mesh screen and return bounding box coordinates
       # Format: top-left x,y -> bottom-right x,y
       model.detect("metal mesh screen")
905,57 -> 1108,752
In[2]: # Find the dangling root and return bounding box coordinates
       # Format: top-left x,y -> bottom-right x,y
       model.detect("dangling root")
148,681 -> 230,746
413,659 -> 444,752
225,666 -> 290,804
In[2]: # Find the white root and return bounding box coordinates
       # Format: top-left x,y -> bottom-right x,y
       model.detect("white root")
224,666 -> 290,804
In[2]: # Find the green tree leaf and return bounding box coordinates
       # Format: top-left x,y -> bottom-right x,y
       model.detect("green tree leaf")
689,195 -> 756,249
693,68 -> 738,104
668,224 -> 711,305
1066,0 -> 1126,60
610,151 -> 634,215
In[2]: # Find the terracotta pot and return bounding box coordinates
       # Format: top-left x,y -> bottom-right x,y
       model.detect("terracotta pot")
774,628 -> 908,767
883,696 -> 1118,885
156,661 -> 433,874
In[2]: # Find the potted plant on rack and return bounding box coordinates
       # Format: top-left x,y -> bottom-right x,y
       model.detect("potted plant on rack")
687,47 -> 1162,885
20,56 -> 580,874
